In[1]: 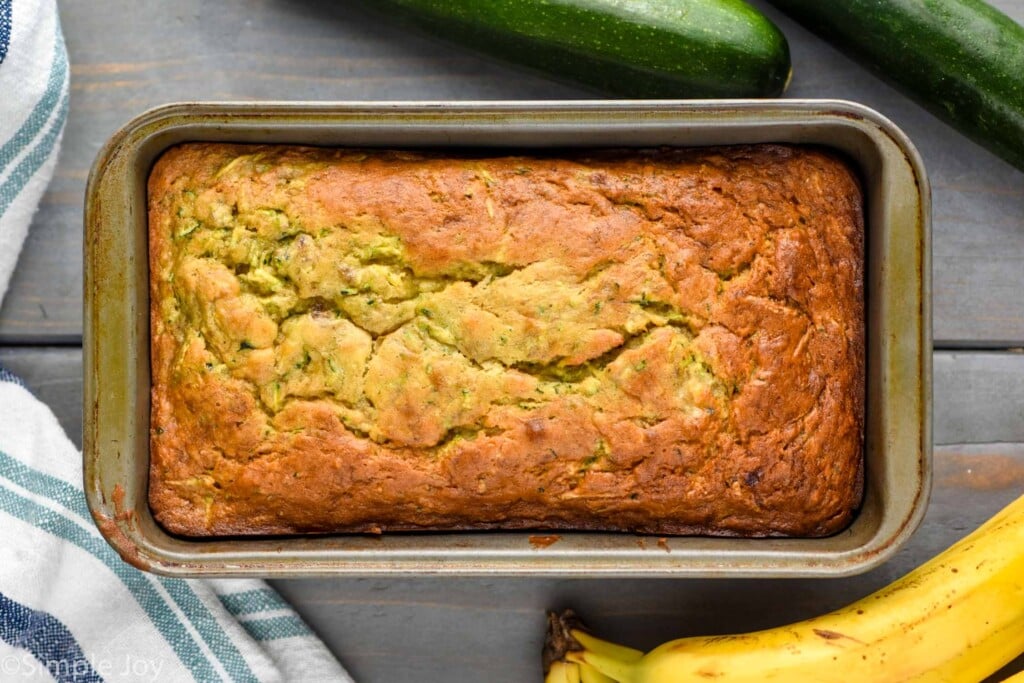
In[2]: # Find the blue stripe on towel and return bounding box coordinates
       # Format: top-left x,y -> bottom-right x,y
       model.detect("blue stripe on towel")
0,0 -> 11,65
0,465 -> 222,681
0,85 -> 69,217
0,450 -> 260,683
157,579 -> 260,683
0,17 -> 66,170
239,616 -> 312,642
0,449 -> 92,518
217,589 -> 292,617
0,590 -> 104,682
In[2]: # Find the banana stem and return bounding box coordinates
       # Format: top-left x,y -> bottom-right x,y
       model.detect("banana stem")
543,610 -> 586,674
544,610 -> 641,682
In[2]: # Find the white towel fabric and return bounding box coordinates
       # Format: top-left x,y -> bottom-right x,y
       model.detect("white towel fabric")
0,0 -> 66,302
0,2 -> 352,681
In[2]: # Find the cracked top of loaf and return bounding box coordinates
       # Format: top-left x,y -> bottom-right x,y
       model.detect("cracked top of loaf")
148,143 -> 864,537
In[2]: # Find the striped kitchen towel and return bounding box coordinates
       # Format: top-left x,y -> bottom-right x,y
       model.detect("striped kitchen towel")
0,373 -> 354,682
0,0 -> 66,302
0,2 -> 352,681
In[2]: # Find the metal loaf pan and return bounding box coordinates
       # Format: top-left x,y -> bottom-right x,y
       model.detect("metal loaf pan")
84,101 -> 931,577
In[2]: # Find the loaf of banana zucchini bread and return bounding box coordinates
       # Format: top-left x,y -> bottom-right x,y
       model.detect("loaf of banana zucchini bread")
148,143 -> 864,537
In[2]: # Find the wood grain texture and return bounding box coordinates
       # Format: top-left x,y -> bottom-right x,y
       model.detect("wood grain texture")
0,0 -> 1022,344
2,347 -> 1022,680
935,351 -> 1024,443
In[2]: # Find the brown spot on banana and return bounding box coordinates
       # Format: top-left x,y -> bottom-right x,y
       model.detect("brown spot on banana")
813,628 -> 865,644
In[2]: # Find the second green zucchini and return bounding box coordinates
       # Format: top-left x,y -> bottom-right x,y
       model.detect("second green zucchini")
768,0 -> 1024,171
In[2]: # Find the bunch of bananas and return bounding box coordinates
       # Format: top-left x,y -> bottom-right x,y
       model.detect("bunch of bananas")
544,494 -> 1024,683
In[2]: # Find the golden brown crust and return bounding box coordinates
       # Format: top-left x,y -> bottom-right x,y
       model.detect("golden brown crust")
148,143 -> 864,538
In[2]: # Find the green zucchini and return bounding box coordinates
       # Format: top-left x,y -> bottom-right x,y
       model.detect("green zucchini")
767,0 -> 1024,171
367,0 -> 792,98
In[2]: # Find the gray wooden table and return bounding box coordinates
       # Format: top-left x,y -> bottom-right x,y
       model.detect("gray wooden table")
2,0 -> 1023,680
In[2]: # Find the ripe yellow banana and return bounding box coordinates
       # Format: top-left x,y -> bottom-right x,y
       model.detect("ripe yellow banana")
545,493 -> 1024,683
